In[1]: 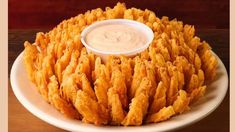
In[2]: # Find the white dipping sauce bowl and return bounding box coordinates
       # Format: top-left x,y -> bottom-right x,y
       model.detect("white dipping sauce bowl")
81,19 -> 154,62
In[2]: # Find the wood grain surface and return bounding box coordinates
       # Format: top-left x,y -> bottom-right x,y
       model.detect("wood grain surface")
9,0 -> 229,29
8,29 -> 229,132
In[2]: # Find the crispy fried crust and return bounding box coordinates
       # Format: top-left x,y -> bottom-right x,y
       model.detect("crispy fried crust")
107,87 -> 126,125
48,76 -> 80,118
122,78 -> 151,126
149,81 -> 166,114
23,2 -> 218,126
146,106 -> 175,123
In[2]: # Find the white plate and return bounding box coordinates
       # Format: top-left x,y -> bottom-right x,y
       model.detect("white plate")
10,52 -> 228,132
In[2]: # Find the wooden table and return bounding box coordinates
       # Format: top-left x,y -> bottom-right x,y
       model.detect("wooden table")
8,29 -> 229,132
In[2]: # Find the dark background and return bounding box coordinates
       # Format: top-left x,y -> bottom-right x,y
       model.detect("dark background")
9,0 -> 229,29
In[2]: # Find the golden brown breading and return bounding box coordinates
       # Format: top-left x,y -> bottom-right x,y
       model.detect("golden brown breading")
22,2 -> 218,126
121,93 -> 148,126
48,75 -> 80,118
120,56 -> 133,89
33,45 -> 55,101
54,47 -> 73,83
188,36 -> 201,52
75,48 -> 92,82
106,2 -> 126,19
177,67 -> 185,90
34,70 -> 49,101
145,61 -> 157,99
107,87 -> 126,125
122,78 -> 151,126
149,81 -> 166,114
77,73 -> 96,100
146,106 -> 175,123
170,39 -> 180,61
183,25 -> 195,42
167,71 -> 179,105
140,49 -> 150,60
60,73 -> 80,104
173,90 -> 190,114
158,67 -> 170,89
194,53 -> 202,71
199,46 -> 218,81
94,77 -> 109,108
189,86 -> 207,104
186,74 -> 199,93
106,56 -> 121,73
110,66 -> 128,109
92,57 -> 111,122
198,69 -> 205,87
75,90 -> 107,125
35,32 -> 50,50
62,50 -> 80,82
23,41 -> 38,83
88,53 -> 96,72
92,57 -> 110,83
92,57 -> 102,82
93,60 -> 111,122
129,58 -> 147,99
154,39 -> 171,61
60,73 -> 96,103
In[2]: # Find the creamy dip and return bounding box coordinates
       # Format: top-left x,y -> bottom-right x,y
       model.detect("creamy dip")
85,23 -> 148,52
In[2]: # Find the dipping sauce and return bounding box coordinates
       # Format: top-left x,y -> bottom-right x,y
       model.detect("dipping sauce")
85,23 -> 148,52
